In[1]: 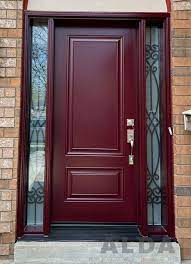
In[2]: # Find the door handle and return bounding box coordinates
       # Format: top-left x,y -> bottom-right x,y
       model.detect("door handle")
130,138 -> 134,152
128,138 -> 134,165
127,125 -> 134,165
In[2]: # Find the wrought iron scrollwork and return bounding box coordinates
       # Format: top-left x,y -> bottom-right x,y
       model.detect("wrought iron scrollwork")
27,24 -> 48,226
27,181 -> 44,225
146,27 -> 162,225
28,182 -> 44,205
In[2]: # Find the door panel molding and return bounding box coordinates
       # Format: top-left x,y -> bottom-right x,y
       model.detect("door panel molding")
65,167 -> 124,201
67,36 -> 124,155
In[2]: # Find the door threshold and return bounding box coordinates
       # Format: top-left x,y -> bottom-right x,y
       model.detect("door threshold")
18,223 -> 176,242
50,223 -> 141,241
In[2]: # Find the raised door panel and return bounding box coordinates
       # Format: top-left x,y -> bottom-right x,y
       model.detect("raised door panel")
68,37 -> 124,155
66,168 -> 124,200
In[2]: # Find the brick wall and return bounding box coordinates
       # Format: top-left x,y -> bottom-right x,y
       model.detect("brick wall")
172,0 -> 191,260
0,0 -> 22,260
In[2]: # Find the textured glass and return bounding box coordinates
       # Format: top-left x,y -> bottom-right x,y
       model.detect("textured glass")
27,24 -> 48,226
146,26 -> 162,225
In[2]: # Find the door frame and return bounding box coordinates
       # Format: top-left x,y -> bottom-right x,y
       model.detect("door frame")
17,11 -> 174,240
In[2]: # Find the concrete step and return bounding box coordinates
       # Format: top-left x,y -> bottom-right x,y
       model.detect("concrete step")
14,241 -> 181,264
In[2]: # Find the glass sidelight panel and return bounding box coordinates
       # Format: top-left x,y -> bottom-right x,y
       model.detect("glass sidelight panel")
26,23 -> 48,226
146,26 -> 163,226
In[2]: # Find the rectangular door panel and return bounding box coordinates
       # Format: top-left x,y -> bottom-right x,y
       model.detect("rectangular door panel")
68,37 -> 123,154
66,168 -> 124,200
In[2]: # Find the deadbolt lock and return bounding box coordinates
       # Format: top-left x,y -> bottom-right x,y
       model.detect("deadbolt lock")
127,119 -> 134,127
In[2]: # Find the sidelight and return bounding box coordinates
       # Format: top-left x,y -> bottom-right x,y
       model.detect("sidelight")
26,23 -> 48,226
146,25 -> 163,226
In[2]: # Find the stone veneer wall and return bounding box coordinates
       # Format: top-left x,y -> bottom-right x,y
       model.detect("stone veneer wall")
0,0 -> 22,260
172,0 -> 191,260
0,0 -> 191,261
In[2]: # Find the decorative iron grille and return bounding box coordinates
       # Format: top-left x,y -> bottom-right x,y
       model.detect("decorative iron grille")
146,26 -> 162,226
27,24 -> 48,226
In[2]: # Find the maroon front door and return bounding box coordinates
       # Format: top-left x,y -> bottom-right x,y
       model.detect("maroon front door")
51,21 -> 138,223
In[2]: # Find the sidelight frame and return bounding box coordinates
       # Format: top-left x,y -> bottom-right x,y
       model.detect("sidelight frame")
17,11 -> 174,239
